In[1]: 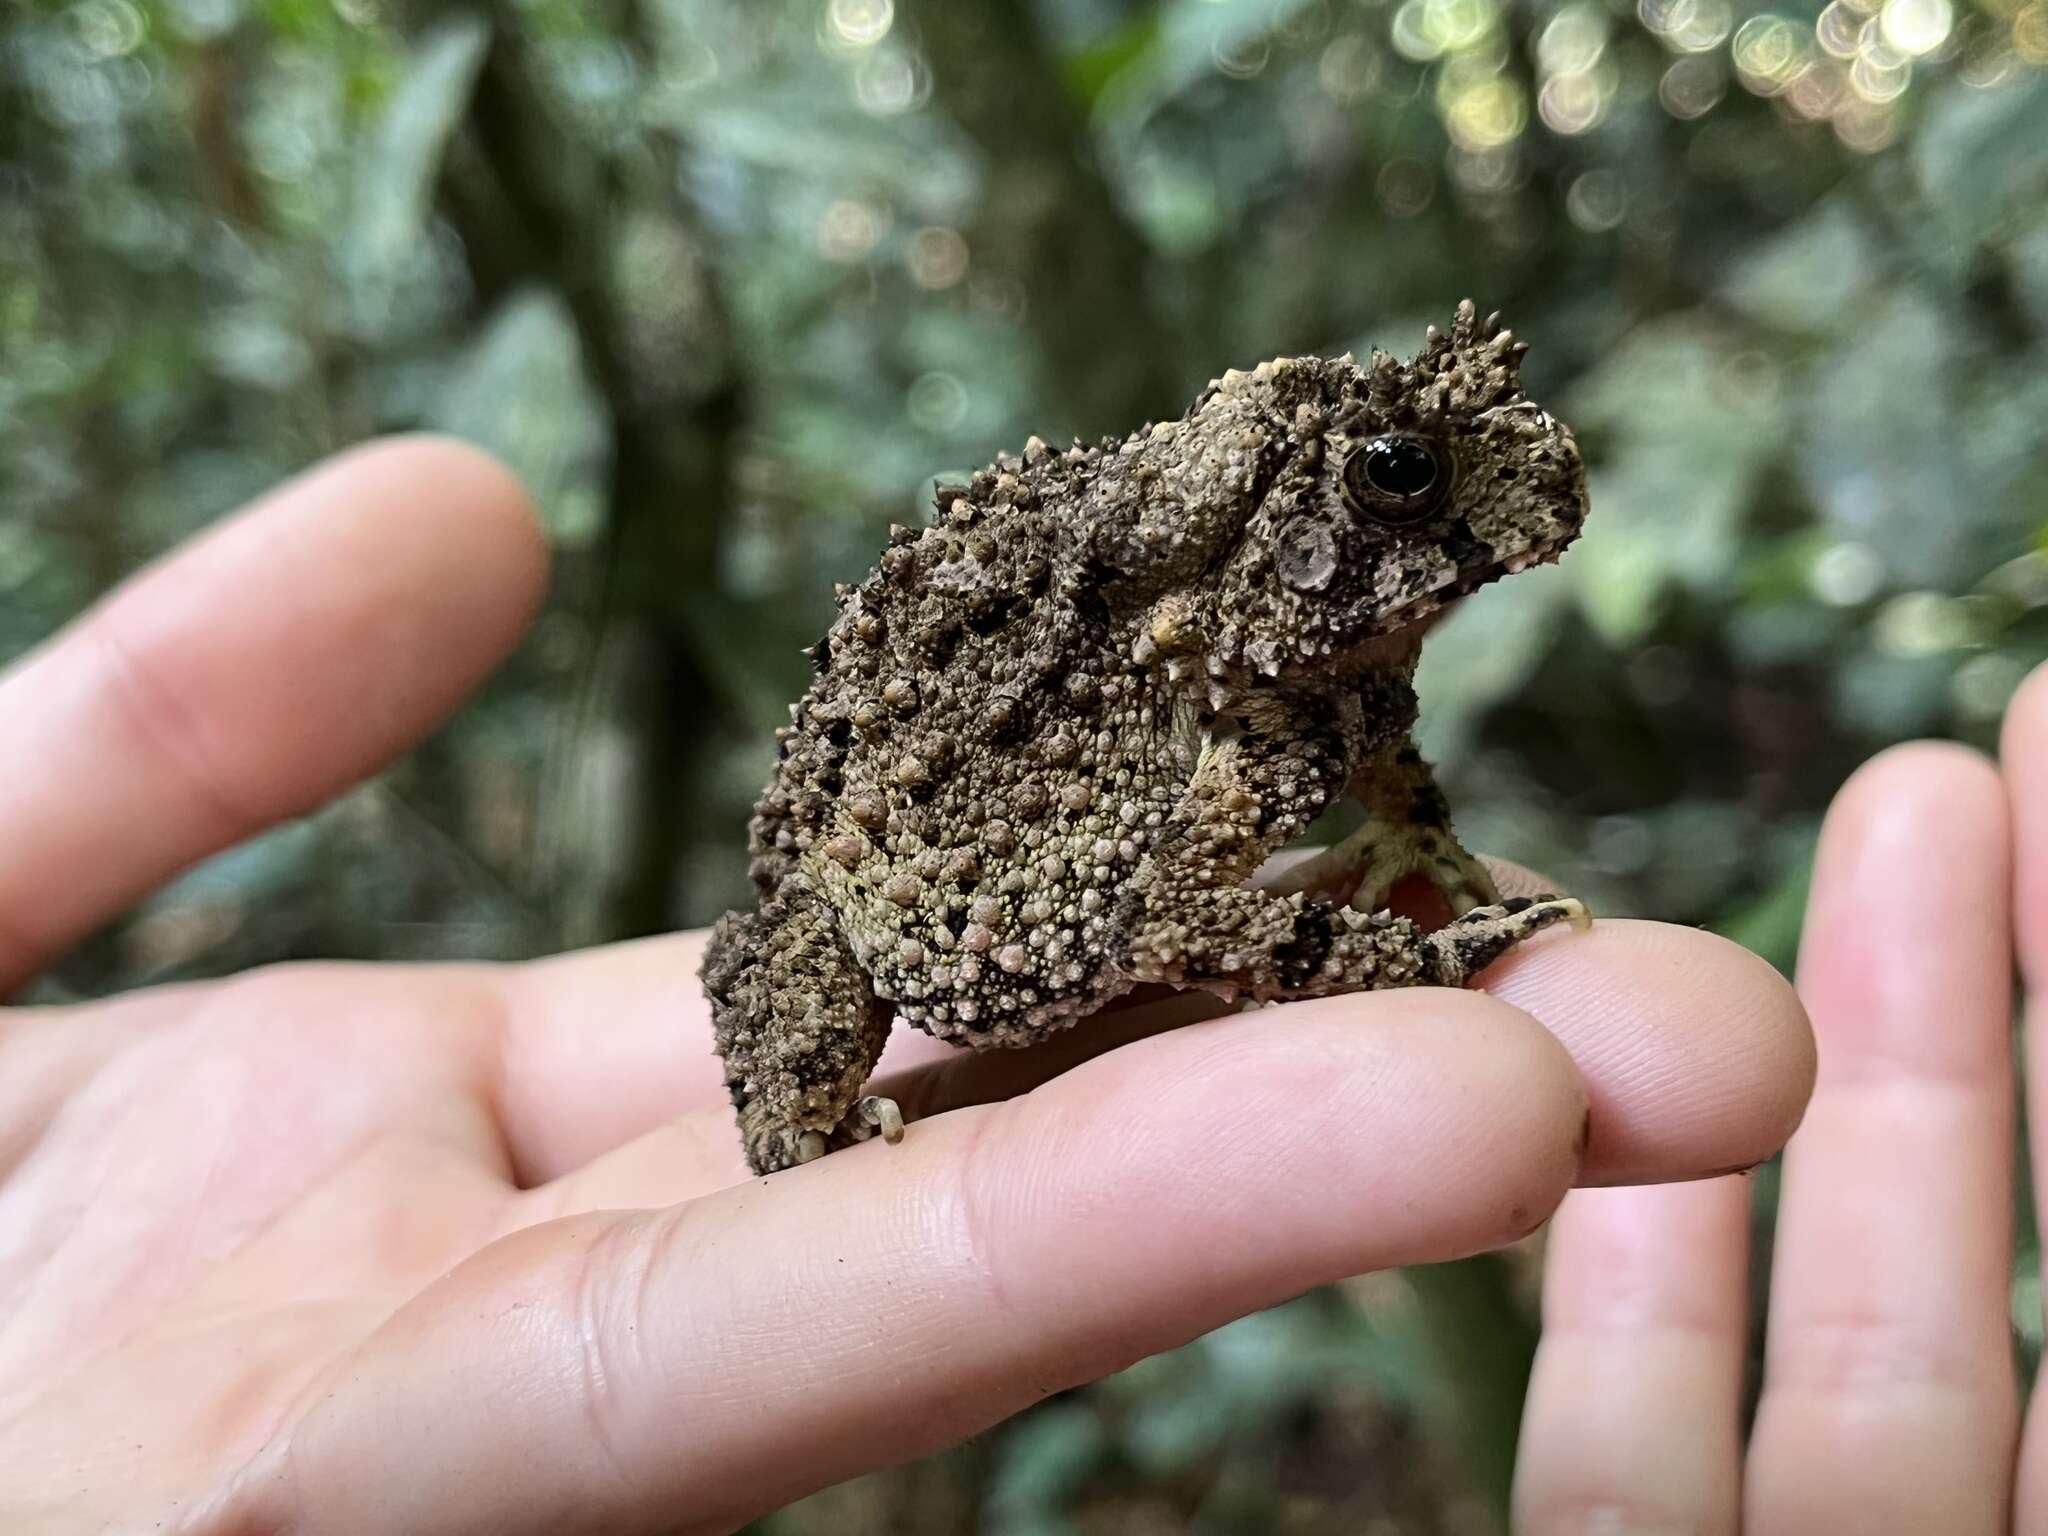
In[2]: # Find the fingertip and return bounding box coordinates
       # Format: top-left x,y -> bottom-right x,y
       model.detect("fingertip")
1808,737 -> 2007,945
2003,660 -> 2048,769
1679,928 -> 1815,1173
1803,735 -> 2013,1082
980,986 -> 1589,1269
1807,737 -> 2007,967
1479,919 -> 1815,1187
0,435 -> 558,985
1831,738 -> 2001,833
322,433 -> 552,638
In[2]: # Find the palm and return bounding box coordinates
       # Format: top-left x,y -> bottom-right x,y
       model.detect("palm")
5,972 -> 512,1513
0,440 -> 1813,1536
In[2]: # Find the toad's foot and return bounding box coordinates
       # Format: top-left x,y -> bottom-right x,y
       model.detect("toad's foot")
1348,823 -> 1499,917
791,1096 -> 906,1164
744,1094 -> 908,1171
1423,894 -> 1590,985
855,1094 -> 906,1144
1264,813 -> 1500,917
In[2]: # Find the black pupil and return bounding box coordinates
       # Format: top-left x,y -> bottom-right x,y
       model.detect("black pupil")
1364,437 -> 1438,499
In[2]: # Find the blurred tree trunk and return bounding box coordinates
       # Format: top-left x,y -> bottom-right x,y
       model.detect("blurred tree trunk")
420,0 -> 743,946
907,0 -> 1173,433
1405,1255 -> 1539,1534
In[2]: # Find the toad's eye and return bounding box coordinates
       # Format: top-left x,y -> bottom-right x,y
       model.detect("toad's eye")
1342,435 -> 1448,526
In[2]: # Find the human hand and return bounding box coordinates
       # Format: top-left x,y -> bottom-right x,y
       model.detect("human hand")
0,439 -> 1812,1535
1514,691 -> 2048,1532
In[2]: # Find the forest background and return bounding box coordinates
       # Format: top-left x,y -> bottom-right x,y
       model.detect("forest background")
7,0 -> 2048,1526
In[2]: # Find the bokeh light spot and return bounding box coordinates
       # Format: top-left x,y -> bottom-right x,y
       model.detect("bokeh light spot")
817,199 -> 885,261
906,226 -> 969,290
1811,541 -> 1884,606
1879,0 -> 1952,55
1642,0 -> 1733,52
1540,72 -> 1602,134
70,0 -> 147,58
1565,168 -> 1627,230
1849,48 -> 1912,100
1732,14 -> 1813,94
1537,5 -> 1608,74
854,43 -> 929,115
1318,33 -> 1383,101
1213,32 -> 1272,78
2012,2 -> 2048,63
825,0 -> 893,50
1440,74 -> 1527,150
1816,1 -> 1863,57
1375,157 -> 1436,217
1659,53 -> 1727,116
1833,95 -> 1900,148
906,371 -> 968,433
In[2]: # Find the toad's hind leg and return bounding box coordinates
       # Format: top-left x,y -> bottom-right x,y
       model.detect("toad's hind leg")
701,876 -> 899,1174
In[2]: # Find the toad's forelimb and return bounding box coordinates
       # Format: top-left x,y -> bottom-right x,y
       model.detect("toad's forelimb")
1264,744 -> 1500,918
1116,725 -> 1583,1000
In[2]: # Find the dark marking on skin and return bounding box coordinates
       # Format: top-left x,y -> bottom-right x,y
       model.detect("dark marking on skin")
1407,788 -> 1449,826
1500,897 -> 1533,915
921,622 -> 963,667
1274,903 -> 1337,988
966,593 -> 1018,637
1696,1160 -> 1766,1179
1436,519 -> 1493,576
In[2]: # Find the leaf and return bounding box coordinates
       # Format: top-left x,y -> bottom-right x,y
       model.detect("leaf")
1797,291 -> 1994,590
1720,199 -> 1876,334
983,1403 -> 1107,1525
344,15 -> 490,308
1061,12 -> 1163,108
2013,205 -> 2048,335
1913,73 -> 2048,248
1563,319 -> 1788,646
431,288 -> 610,548
1415,559 -> 1575,762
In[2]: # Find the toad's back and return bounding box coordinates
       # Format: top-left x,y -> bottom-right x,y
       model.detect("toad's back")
743,438 -> 1206,1048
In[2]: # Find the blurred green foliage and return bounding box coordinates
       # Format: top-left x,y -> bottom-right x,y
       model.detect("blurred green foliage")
5,0 -> 2047,1526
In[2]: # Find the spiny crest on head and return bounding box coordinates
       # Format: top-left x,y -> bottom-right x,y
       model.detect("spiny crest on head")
1362,297 -> 1529,430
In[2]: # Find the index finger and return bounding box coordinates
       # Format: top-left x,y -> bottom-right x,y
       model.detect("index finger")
0,437 -> 547,995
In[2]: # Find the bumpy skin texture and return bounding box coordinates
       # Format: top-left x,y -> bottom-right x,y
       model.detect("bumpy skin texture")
703,301 -> 1592,1174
